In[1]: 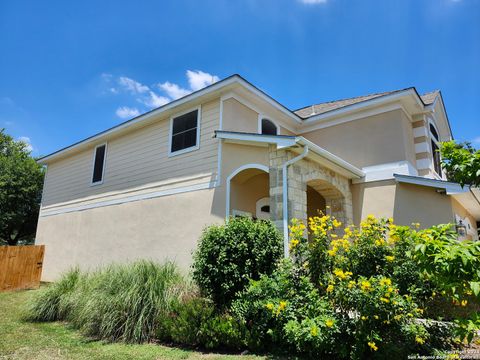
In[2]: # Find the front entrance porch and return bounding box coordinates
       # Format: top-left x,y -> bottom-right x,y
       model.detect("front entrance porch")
225,147 -> 354,237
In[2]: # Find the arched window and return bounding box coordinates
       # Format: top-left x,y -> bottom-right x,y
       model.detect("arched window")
261,118 -> 278,135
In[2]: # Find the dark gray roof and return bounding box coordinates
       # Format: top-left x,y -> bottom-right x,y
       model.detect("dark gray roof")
294,88 -> 439,119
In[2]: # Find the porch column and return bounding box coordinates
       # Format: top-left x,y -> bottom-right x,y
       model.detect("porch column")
268,146 -> 308,231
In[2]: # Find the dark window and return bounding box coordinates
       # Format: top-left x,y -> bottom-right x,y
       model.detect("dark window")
261,119 -> 277,135
92,144 -> 106,184
171,110 -> 198,153
430,124 -> 439,141
260,205 -> 270,213
431,140 -> 442,176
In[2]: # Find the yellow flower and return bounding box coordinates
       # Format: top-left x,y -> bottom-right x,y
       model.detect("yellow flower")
380,297 -> 390,303
265,303 -> 274,310
289,239 -> 299,249
348,280 -> 356,289
367,214 -> 376,221
415,336 -> 425,345
394,314 -> 402,321
379,278 -> 392,287
310,326 -> 318,337
375,239 -> 385,246
325,319 -> 334,328
332,219 -> 342,228
374,315 -> 379,320
327,249 -> 336,257
326,284 -> 334,293
368,341 -> 378,351
361,315 -> 368,321
387,217 -> 394,223
361,280 -> 372,291
385,255 -> 395,262
278,301 -> 287,311
333,269 -> 351,280
461,300 -> 468,307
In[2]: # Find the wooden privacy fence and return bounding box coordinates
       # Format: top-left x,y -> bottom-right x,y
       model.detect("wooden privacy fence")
0,245 -> 45,291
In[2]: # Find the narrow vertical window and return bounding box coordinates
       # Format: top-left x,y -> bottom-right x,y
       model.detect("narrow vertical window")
92,144 -> 106,184
431,140 -> 442,177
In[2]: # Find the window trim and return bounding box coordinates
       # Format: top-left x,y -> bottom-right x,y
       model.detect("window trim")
91,143 -> 107,186
168,105 -> 201,157
257,115 -> 280,135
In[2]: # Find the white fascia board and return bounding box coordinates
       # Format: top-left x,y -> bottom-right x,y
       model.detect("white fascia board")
215,131 -> 297,148
301,89 -> 419,125
296,137 -> 364,178
394,174 -> 468,195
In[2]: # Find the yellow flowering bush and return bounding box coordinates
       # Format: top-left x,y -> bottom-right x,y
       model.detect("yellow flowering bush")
227,215 -> 473,358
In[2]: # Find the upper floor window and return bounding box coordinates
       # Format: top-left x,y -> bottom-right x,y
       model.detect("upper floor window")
430,123 -> 439,142
170,108 -> 199,155
261,118 -> 278,135
429,122 -> 442,177
92,144 -> 107,185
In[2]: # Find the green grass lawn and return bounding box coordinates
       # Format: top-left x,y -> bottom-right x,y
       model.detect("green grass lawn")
0,288 -> 266,360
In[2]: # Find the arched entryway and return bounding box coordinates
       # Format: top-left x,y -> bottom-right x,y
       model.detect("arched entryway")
306,178 -> 350,226
226,164 -> 270,219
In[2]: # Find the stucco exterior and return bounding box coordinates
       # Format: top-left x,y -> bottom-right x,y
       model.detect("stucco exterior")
35,75 -> 480,280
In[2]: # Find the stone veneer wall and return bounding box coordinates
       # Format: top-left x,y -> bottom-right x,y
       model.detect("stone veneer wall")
268,145 -> 353,229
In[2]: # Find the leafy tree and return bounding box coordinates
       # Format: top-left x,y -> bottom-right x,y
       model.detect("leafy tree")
440,140 -> 480,187
0,129 -> 44,245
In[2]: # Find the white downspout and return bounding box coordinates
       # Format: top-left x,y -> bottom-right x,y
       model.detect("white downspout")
282,145 -> 309,258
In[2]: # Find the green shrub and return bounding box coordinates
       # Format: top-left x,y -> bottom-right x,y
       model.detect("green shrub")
157,297 -> 248,350
232,259 -> 338,356
25,267 -> 80,322
192,217 -> 283,308
27,260 -> 188,343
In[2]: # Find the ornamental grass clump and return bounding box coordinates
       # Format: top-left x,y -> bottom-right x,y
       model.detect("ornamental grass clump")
26,260 -> 189,343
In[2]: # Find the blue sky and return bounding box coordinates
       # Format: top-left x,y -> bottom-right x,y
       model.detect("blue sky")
1,0 -> 479,156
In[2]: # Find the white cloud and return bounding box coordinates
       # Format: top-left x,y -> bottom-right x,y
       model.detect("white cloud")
158,81 -> 191,100
17,136 -> 33,152
115,106 -> 140,119
298,0 -> 327,3
104,69 -> 219,119
142,91 -> 170,108
186,70 -> 220,91
118,76 -> 149,94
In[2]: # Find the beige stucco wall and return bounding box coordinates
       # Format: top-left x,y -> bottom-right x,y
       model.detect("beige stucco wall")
37,187 -> 224,281
230,172 -> 269,215
42,99 -> 220,207
222,97 -> 293,135
302,109 -> 414,169
351,180 -> 397,224
352,180 -> 455,228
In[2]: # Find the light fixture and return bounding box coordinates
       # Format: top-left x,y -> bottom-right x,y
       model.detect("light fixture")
456,220 -> 467,237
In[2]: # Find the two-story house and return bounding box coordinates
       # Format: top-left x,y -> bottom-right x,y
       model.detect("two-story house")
36,74 -> 480,281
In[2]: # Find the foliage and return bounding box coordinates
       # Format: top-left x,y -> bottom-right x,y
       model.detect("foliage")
2,289 -> 262,360
192,217 -> 283,308
440,140 -> 480,187
157,297 -> 248,350
0,129 -> 44,245
27,261 -> 188,343
412,224 -> 480,342
231,259 -> 338,356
